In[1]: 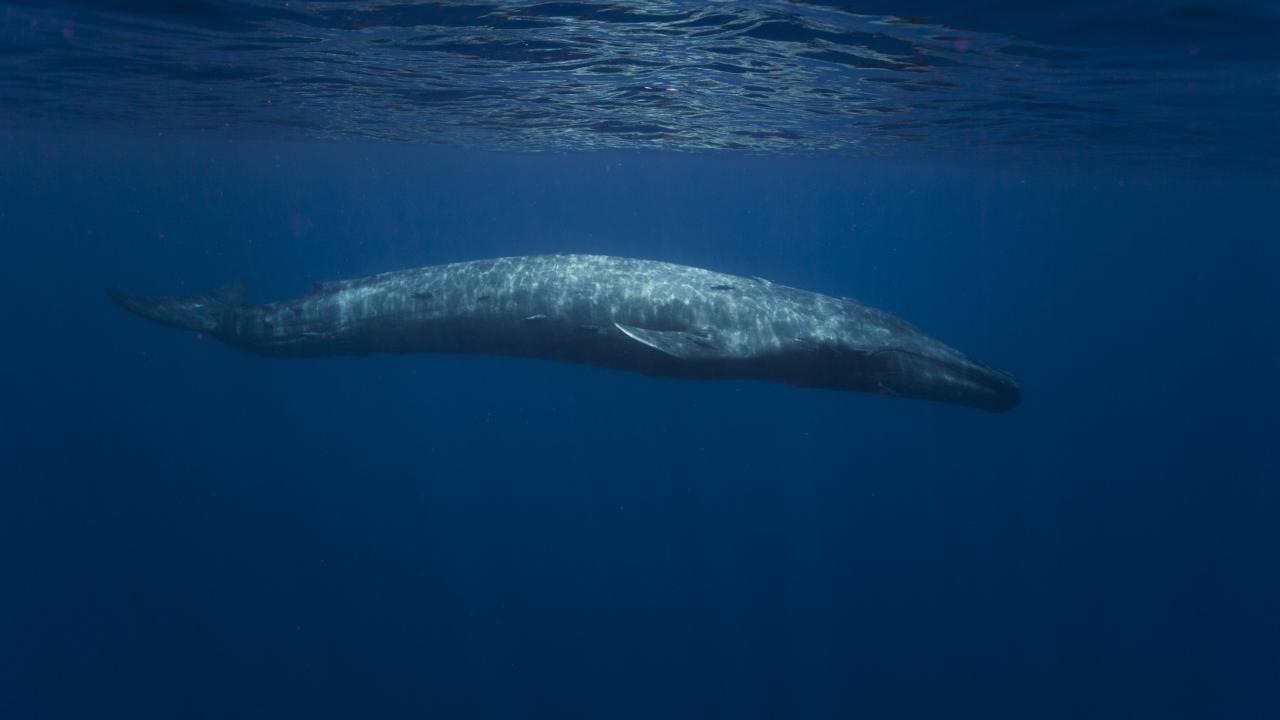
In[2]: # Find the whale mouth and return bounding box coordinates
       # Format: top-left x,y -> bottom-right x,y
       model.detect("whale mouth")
950,361 -> 1021,413
872,348 -> 1021,413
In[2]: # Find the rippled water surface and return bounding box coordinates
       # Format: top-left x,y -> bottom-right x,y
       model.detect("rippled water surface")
3,1 -> 1277,161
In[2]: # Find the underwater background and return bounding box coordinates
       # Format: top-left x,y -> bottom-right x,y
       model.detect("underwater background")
2,2 -> 1278,718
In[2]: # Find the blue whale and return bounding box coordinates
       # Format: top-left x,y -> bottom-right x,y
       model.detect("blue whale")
110,254 -> 1020,412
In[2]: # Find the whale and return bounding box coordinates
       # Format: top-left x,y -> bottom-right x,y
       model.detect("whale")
108,254 -> 1020,412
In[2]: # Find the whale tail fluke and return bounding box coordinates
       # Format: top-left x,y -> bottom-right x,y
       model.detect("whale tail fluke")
107,279 -> 245,336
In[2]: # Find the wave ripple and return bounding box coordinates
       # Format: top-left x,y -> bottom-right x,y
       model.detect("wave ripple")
2,1 -> 1276,161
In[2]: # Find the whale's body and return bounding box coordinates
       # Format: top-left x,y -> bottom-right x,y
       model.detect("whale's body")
110,254 -> 1019,412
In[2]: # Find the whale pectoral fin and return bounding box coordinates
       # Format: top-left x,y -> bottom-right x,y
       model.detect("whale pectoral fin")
614,323 -> 727,360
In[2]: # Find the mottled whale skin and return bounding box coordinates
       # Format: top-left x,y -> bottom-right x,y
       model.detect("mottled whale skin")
109,254 -> 1020,412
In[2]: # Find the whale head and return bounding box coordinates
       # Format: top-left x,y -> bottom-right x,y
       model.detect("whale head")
856,344 -> 1021,413
818,305 -> 1021,413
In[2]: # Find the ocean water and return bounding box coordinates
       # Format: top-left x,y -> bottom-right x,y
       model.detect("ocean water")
2,2 -> 1278,718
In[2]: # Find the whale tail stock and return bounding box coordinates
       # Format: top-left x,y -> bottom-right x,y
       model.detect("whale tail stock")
107,279 -> 245,336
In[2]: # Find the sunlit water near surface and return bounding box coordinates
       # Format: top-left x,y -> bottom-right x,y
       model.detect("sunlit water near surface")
4,1 -> 1278,161
2,3 -> 1278,719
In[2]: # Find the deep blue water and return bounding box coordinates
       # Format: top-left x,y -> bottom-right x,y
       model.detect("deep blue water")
3,3 -> 1279,719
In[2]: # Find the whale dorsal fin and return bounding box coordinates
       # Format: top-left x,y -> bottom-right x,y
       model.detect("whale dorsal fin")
615,323 -> 727,360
